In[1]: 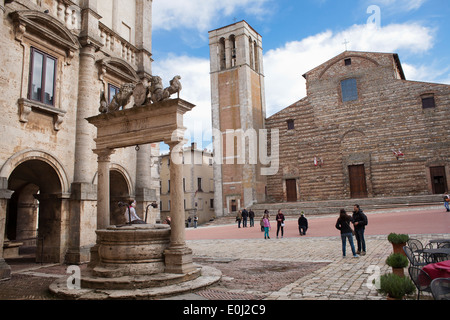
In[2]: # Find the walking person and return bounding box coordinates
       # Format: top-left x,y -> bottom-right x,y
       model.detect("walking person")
241,208 -> 249,228
263,213 -> 271,239
444,191 -> 450,212
352,204 -> 368,255
236,211 -> 242,228
260,216 -> 265,232
276,209 -> 285,239
249,209 -> 255,227
187,216 -> 192,228
298,211 -> 308,236
193,215 -> 198,228
335,209 -> 359,258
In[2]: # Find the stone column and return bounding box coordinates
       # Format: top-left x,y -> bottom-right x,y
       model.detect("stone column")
225,38 -> 232,69
74,44 -> 97,183
95,149 -> 115,230
0,177 -> 13,280
135,0 -> 153,79
67,43 -> 100,265
164,142 -> 195,274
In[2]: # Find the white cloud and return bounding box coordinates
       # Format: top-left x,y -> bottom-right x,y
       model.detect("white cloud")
152,55 -> 213,150
402,63 -> 450,84
263,22 -> 435,116
153,0 -> 272,33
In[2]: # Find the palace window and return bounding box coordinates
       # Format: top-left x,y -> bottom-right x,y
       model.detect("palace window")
29,48 -> 57,106
344,58 -> 352,66
341,78 -> 358,102
198,178 -> 203,192
108,84 -> 120,103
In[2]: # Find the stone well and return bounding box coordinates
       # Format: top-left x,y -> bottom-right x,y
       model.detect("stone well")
91,224 -> 171,279
49,224 -> 221,298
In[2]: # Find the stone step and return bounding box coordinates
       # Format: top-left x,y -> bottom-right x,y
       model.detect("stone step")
251,194 -> 443,216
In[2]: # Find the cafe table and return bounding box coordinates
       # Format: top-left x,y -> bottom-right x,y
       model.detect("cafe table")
422,248 -> 450,263
428,239 -> 450,248
423,260 -> 450,280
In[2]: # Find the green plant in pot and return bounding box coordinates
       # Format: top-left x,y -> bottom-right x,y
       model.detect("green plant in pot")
378,273 -> 416,300
386,253 -> 409,277
387,233 -> 410,256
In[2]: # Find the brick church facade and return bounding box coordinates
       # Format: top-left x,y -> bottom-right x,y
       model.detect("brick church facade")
265,51 -> 450,203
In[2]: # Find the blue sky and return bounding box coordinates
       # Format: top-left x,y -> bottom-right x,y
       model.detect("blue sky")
151,0 -> 450,153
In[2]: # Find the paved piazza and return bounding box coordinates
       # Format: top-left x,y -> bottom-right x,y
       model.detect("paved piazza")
187,233 -> 446,300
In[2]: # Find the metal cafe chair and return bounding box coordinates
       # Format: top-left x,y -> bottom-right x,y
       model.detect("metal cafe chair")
430,278 -> 450,300
408,266 -> 433,300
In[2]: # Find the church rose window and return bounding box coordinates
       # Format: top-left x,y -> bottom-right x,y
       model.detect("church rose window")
341,78 -> 358,102
29,48 -> 57,106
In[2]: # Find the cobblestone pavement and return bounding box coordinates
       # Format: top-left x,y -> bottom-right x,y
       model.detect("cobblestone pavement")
0,206 -> 449,301
187,233 -> 447,300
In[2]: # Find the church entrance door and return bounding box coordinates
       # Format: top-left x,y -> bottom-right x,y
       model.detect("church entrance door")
349,165 -> 368,198
286,179 -> 297,202
430,166 -> 447,194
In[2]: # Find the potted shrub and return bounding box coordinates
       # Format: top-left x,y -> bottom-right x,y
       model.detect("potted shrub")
378,273 -> 416,300
388,233 -> 410,255
386,253 -> 409,277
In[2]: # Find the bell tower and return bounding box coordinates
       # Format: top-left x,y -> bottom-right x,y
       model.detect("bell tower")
209,21 -> 267,217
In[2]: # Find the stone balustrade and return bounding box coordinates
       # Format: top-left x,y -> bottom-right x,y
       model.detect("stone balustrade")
99,23 -> 138,68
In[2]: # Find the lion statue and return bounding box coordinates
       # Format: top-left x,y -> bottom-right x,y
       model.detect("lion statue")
99,83 -> 136,113
166,75 -> 182,98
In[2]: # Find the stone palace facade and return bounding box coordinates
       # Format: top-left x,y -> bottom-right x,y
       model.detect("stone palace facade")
0,0 -> 160,280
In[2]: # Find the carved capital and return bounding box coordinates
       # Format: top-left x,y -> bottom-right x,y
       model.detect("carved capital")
94,149 -> 115,162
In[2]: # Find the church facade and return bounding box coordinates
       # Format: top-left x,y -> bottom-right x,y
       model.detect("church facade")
209,21 -> 450,215
265,51 -> 450,203
0,0 -> 160,280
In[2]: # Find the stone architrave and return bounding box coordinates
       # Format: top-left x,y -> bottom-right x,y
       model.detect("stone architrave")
87,98 -> 195,274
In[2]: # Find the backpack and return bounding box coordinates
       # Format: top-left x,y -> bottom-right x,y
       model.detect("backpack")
361,212 -> 368,226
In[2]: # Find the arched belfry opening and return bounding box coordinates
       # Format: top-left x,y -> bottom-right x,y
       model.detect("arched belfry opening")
229,34 -> 237,67
6,159 -> 67,263
219,37 -> 226,71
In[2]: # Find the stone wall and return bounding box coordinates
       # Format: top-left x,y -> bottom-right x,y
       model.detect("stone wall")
0,0 -> 158,266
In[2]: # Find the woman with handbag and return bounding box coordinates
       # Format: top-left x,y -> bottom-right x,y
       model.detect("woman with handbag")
335,209 -> 359,258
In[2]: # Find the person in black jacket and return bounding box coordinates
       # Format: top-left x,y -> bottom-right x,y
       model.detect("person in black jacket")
241,208 -> 249,228
298,212 -> 308,236
352,204 -> 368,256
335,209 -> 359,258
276,209 -> 285,238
